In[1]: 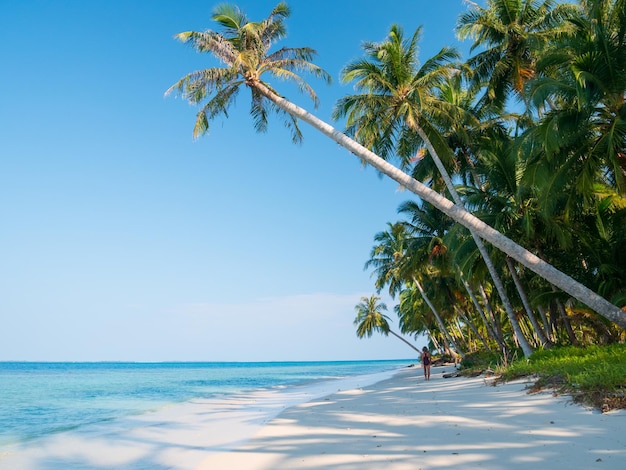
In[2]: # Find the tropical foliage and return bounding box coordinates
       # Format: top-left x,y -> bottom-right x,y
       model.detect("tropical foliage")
167,0 -> 626,363
357,0 -> 626,359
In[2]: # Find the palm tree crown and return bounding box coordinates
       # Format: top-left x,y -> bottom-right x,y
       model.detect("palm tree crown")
353,295 -> 392,338
166,2 -> 330,142
456,0 -> 579,108
334,24 -> 461,169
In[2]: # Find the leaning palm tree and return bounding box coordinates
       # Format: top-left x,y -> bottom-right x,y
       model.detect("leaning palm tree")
365,222 -> 460,356
166,3 -> 330,142
353,295 -> 422,354
527,0 -> 626,195
165,2 -> 626,329
400,199 -> 509,351
334,24 -> 534,356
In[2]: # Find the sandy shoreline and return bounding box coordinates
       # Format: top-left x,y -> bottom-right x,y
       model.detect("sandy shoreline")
2,365 -> 624,469
198,365 -> 625,469
0,368 -> 399,469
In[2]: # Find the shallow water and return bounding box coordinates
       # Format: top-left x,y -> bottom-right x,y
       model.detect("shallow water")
0,360 -> 411,451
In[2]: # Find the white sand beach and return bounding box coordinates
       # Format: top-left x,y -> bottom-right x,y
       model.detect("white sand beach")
2,365 -> 624,469
198,365 -> 625,469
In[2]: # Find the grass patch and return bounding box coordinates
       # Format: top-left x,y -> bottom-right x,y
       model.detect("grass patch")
458,350 -> 503,376
497,344 -> 626,412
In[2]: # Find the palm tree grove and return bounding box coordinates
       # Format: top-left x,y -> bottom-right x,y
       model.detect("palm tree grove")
167,0 -> 626,409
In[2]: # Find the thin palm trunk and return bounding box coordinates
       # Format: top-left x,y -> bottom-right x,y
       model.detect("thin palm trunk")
537,304 -> 555,342
455,306 -> 491,351
387,329 -> 423,354
505,257 -> 550,347
453,317 -> 472,352
479,283 -> 505,346
251,81 -> 626,330
413,278 -> 464,358
549,301 -> 561,341
555,295 -> 578,346
415,126 -> 533,357
459,270 -> 505,349
428,329 -> 443,354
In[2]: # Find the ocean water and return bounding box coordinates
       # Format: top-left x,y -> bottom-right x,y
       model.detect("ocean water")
0,360 -> 411,453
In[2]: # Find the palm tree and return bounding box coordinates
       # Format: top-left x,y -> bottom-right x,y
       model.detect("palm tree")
527,0 -> 626,195
400,199 -> 509,351
365,221 -> 461,356
334,24 -> 534,356
166,3 -> 330,142
353,295 -> 422,354
461,131 -> 553,346
166,2 -> 626,329
456,0 -> 579,109
365,222 -> 410,298
396,280 -> 463,358
395,291 -> 441,352
333,25 -> 463,170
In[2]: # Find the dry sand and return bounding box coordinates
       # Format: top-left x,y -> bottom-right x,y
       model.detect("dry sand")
1,365 -> 624,469
198,365 -> 625,469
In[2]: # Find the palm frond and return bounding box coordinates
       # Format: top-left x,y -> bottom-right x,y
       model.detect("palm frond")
168,2 -> 329,145
192,83 -> 241,138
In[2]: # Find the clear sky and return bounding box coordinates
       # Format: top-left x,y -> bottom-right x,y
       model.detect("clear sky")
1,0 -> 475,362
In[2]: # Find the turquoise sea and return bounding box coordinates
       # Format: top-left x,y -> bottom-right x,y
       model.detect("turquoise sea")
0,360 -> 412,455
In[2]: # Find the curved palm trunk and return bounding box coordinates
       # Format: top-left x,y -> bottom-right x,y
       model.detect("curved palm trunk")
554,294 -> 578,346
387,329 -> 423,355
479,284 -> 505,345
413,279 -> 464,359
537,304 -> 555,342
459,270 -> 506,349
455,306 -> 491,351
252,81 -> 626,330
452,317 -> 472,352
427,329 -> 443,354
505,256 -> 550,347
415,126 -> 533,358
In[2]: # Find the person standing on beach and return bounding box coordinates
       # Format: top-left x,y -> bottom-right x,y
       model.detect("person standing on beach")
421,347 -> 431,380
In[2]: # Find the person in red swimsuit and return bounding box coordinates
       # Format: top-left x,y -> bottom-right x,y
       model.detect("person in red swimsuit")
421,347 -> 432,380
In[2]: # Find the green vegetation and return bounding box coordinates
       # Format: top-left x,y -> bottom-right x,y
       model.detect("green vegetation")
458,350 -> 505,373
458,345 -> 626,411
502,344 -> 626,410
350,0 -> 626,386
167,0 -> 626,408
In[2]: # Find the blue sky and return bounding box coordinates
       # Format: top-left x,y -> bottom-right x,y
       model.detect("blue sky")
1,0 -> 475,361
